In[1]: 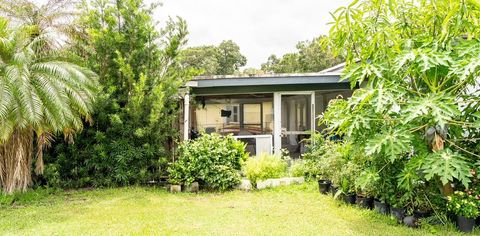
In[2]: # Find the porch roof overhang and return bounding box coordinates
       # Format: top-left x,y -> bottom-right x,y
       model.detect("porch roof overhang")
186,72 -> 350,95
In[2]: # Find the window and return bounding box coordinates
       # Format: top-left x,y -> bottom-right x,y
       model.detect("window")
225,105 -> 239,124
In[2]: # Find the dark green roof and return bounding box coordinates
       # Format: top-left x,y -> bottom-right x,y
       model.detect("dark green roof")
187,72 -> 350,95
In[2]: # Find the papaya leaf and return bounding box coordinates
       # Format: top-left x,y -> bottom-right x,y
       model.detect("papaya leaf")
403,94 -> 460,128
365,129 -> 412,162
423,149 -> 472,188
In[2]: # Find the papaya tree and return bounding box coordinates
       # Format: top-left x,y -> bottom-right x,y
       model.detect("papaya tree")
322,0 -> 480,198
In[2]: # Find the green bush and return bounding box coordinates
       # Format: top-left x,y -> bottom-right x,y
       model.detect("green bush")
289,160 -> 307,177
244,154 -> 288,186
42,164 -> 62,189
42,0 -> 190,189
302,135 -> 346,181
447,191 -> 480,218
168,133 -> 248,191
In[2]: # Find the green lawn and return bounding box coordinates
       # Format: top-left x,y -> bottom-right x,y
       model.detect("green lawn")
0,183 -> 468,236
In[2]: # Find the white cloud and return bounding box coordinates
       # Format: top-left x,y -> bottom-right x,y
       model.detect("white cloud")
153,0 -> 351,68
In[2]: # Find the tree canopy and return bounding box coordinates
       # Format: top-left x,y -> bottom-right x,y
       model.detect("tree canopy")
179,40 -> 246,75
261,36 -> 342,73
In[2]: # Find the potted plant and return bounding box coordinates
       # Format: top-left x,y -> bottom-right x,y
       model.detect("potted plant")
373,198 -> 389,215
412,196 -> 432,219
317,177 -> 331,194
334,178 -> 356,204
167,168 -> 183,193
354,171 -> 378,210
389,196 -> 407,223
355,192 -> 374,209
447,191 -> 480,233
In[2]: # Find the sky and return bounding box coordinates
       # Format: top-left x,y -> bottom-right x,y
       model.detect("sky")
32,0 -> 352,68
153,0 -> 351,68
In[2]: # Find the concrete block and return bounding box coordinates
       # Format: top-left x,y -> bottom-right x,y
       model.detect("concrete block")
184,182 -> 199,193
236,179 -> 252,191
270,179 -> 281,187
256,179 -> 272,189
291,177 -> 305,184
279,177 -> 291,186
170,184 -> 181,193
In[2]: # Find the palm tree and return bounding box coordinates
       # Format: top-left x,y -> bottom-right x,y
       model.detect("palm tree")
0,17 -> 97,194
0,0 -> 78,49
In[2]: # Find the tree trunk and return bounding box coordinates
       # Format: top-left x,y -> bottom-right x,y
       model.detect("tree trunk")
0,129 -> 34,195
432,132 -> 453,196
442,183 -> 454,195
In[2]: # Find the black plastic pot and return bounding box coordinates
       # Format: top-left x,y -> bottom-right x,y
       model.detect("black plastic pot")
456,215 -> 475,233
390,207 -> 406,223
356,196 -> 374,209
317,180 -> 331,194
343,194 -> 356,205
373,199 -> 389,215
403,216 -> 418,228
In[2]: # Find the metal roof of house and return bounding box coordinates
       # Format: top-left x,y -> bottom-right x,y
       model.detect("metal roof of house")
187,63 -> 350,95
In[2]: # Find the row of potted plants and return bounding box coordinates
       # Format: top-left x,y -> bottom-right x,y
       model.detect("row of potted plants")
318,179 -> 480,233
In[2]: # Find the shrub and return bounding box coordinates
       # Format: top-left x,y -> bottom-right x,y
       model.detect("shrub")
447,191 -> 480,218
302,135 -> 347,181
244,154 -> 288,186
42,164 -> 62,189
168,133 -> 248,191
289,160 -> 307,177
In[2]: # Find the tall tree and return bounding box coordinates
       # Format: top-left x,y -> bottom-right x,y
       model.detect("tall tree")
178,45 -> 219,75
44,0 -> 192,187
216,40 -> 247,75
0,17 -> 97,194
179,40 -> 246,75
261,36 -> 342,73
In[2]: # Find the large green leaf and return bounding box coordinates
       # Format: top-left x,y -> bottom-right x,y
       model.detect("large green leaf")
403,94 -> 460,128
365,129 -> 412,162
423,149 -> 472,188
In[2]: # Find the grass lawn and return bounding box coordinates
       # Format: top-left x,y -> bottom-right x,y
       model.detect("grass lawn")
0,183 -> 469,236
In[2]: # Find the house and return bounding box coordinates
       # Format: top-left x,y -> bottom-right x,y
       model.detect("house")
181,63 -> 354,157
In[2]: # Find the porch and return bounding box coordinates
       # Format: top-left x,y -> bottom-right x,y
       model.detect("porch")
182,67 -> 354,157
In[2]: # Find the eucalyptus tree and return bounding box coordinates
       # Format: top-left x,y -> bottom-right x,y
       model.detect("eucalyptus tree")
0,18 -> 97,194
322,0 -> 480,200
